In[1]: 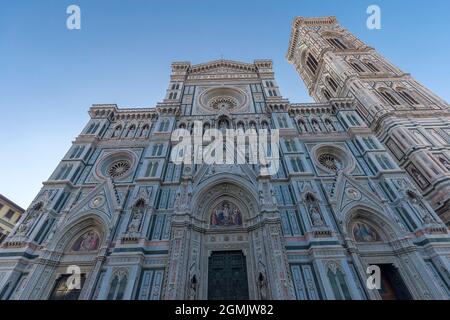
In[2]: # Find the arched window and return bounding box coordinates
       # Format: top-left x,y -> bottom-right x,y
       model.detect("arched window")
306,53 -> 319,75
379,90 -> 401,106
140,124 -> 150,137
298,120 -> 308,133
397,89 -> 419,105
86,122 -> 96,134
311,119 -> 321,132
350,62 -> 365,73
322,89 -> 332,101
326,38 -> 347,50
126,125 -> 136,138
107,272 -> 128,300
375,154 -> 394,170
112,125 -> 122,138
290,157 -> 304,172
260,121 -> 270,132
159,119 -> 170,132
346,114 -> 360,126
364,61 -> 380,73
145,161 -> 159,177
327,77 -> 339,92
324,119 -> 335,131
327,267 -> 351,300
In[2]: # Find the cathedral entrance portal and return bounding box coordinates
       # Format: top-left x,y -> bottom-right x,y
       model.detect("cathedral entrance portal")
207,251 -> 249,300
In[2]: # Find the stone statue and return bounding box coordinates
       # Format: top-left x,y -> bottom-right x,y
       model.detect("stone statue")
310,206 -> 324,227
258,272 -> 268,300
189,275 -> 197,300
438,157 -> 450,171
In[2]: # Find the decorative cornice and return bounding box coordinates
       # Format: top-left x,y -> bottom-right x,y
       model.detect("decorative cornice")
188,59 -> 257,74
89,104 -> 158,121
286,16 -> 339,62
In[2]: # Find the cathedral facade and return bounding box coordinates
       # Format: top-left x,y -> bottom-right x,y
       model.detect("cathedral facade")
1,16 -> 450,300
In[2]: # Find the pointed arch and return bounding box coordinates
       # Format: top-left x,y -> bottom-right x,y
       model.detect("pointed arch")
343,205 -> 404,242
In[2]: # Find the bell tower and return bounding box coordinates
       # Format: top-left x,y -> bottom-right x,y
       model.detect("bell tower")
287,16 -> 450,224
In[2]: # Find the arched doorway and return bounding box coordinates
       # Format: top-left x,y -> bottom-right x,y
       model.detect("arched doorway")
347,210 -> 413,300
44,216 -> 105,300
164,175 -> 295,300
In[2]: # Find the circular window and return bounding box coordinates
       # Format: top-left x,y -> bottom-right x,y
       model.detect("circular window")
107,160 -> 131,178
312,145 -> 353,174
318,153 -> 343,172
199,87 -> 247,113
95,151 -> 136,180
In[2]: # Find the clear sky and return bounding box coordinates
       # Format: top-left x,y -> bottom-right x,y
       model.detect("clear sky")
1,0 -> 449,209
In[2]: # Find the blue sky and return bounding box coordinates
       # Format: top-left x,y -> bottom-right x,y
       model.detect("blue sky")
0,0 -> 449,208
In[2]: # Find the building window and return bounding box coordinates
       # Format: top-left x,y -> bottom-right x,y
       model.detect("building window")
327,268 -> 352,300
327,77 -> 339,92
285,139 -> 297,152
326,38 -> 347,50
278,116 -> 289,128
107,272 -> 128,300
152,144 -> 164,157
70,146 -> 85,159
364,61 -> 380,72
140,124 -> 150,137
379,90 -> 401,106
350,62 -> 365,73
363,137 -> 377,150
107,160 -> 131,178
56,164 -> 73,180
290,157 -> 304,173
298,120 -> 308,133
4,209 -> 15,220
318,153 -> 343,172
323,89 -> 332,100
112,125 -> 122,138
376,155 -> 394,170
86,122 -> 99,135
347,114 -> 360,126
397,90 -> 419,105
306,53 -> 319,75
145,162 -> 159,177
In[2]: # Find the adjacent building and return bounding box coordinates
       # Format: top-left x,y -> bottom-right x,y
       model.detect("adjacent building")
0,195 -> 24,244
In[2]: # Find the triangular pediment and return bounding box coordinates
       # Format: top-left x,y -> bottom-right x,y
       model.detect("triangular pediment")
65,178 -> 121,226
333,172 -> 384,214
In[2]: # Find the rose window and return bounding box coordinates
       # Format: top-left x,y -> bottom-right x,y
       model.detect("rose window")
318,153 -> 343,171
107,160 -> 131,178
209,96 -> 238,110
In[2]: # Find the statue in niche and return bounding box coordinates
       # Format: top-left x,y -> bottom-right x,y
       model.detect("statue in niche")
71,230 -> 100,252
310,206 -> 324,227
410,167 -> 428,186
305,193 -> 324,227
258,271 -> 268,300
188,275 -> 198,300
353,222 -> 381,242
438,156 -> 450,171
210,201 -> 242,227
127,200 -> 145,234
258,190 -> 265,205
